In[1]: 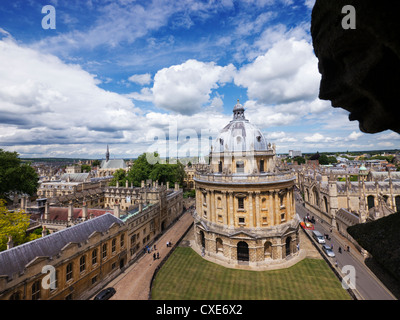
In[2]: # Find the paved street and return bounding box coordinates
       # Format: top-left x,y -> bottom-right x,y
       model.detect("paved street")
99,211 -> 194,300
295,194 -> 396,300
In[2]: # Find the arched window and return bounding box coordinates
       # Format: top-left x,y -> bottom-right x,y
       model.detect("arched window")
120,234 -> 125,248
261,197 -> 267,210
31,280 -> 41,300
102,243 -> 108,259
367,195 -> 375,209
216,238 -> 223,253
312,187 -> 319,207
323,196 -> 329,213
112,238 -> 117,253
217,196 -> 222,209
264,241 -> 272,259
285,237 -> 292,257
236,161 -> 244,173
80,255 -> 86,273
92,249 -> 98,265
396,196 -> 400,212
66,263 -> 73,282
259,160 -> 265,172
200,231 -> 205,249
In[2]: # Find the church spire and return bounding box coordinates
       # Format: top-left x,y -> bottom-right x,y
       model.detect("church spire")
106,145 -> 110,162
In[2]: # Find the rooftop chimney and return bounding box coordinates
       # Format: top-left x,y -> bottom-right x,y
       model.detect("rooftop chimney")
82,203 -> 88,220
68,202 -> 74,222
42,226 -> 47,238
114,203 -> 120,218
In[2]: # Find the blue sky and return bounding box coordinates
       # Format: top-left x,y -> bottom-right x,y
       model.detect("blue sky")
0,0 -> 398,159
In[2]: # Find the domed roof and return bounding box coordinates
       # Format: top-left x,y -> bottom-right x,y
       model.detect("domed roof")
211,100 -> 268,153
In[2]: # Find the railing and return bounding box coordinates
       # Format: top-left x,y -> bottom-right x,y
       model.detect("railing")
194,172 -> 295,184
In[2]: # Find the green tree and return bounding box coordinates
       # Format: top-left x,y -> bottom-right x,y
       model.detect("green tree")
149,162 -> 185,187
293,156 -> 305,164
126,152 -> 185,187
0,199 -> 32,251
81,164 -> 91,173
0,149 -> 39,200
92,159 -> 101,167
309,152 -> 320,160
127,153 -> 155,187
109,169 -> 128,186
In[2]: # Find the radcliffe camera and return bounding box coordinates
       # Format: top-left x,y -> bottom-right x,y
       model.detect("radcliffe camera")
0,0 -> 399,312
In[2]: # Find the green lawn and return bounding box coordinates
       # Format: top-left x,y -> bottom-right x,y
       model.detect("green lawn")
151,247 -> 351,300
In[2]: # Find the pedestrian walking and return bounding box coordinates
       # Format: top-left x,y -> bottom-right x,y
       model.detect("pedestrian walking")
338,246 -> 342,254
153,253 -> 156,260
157,252 -> 159,259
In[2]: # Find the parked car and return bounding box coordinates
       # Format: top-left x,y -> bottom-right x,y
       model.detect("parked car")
312,230 -> 325,244
322,245 -> 335,258
94,287 -> 116,300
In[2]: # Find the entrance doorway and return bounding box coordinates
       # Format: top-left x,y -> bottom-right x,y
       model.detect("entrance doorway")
237,241 -> 249,261
200,231 -> 205,248
285,237 -> 291,257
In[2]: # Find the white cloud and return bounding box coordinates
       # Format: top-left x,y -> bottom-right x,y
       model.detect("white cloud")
304,0 -> 316,9
348,131 -> 363,141
0,37 -> 141,146
151,59 -> 236,115
376,131 -> 400,140
235,37 -> 320,104
128,73 -> 152,85
304,133 -> 325,143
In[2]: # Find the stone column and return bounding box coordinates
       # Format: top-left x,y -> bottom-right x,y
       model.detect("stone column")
255,191 -> 260,227
210,189 -> 216,223
272,191 -> 278,225
228,191 -> 234,227
206,189 -> 211,220
248,192 -> 254,228
221,190 -> 227,225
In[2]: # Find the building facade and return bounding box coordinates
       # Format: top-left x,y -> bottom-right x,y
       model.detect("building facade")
192,100 -> 301,269
0,181 -> 183,300
297,167 -> 400,246
0,214 -> 126,300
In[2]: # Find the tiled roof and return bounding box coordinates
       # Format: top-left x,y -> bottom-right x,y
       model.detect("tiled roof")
0,213 -> 124,279
47,207 -> 111,221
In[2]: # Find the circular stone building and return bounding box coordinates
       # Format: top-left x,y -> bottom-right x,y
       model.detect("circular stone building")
192,100 -> 301,269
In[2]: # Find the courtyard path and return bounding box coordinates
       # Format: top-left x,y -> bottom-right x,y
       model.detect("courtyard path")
107,211 -> 194,300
